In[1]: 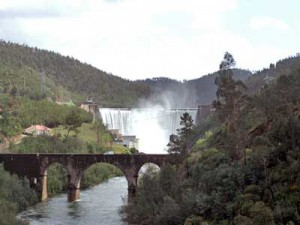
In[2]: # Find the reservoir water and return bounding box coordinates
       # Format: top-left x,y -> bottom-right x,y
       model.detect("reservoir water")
18,177 -> 128,225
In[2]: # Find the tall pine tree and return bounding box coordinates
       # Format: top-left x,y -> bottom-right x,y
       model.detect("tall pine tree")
213,52 -> 247,160
168,112 -> 194,156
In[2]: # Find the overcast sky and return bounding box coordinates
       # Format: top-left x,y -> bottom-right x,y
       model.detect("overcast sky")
0,0 -> 299,80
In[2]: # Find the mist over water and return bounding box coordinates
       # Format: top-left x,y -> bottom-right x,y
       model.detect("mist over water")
99,107 -> 197,154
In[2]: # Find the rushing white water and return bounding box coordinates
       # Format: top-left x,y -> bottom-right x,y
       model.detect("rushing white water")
99,108 -> 197,154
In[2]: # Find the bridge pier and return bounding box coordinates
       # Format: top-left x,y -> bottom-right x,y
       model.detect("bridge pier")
67,184 -> 80,202
125,170 -> 139,201
67,170 -> 82,202
41,173 -> 48,202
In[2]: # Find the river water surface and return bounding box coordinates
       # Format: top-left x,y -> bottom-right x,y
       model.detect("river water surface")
18,177 -> 128,225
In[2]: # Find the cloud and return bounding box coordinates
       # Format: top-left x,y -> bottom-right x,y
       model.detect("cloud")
0,0 -> 85,18
0,0 -> 295,80
250,16 -> 289,31
0,9 -> 61,18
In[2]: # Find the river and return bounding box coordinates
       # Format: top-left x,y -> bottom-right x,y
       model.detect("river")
18,177 -> 128,225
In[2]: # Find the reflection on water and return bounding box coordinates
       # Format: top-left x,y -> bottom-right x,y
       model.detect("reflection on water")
18,177 -> 128,225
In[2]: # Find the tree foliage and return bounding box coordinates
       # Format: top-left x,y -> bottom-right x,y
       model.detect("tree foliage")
1,40 -> 300,108
0,113 -> 22,137
168,112 -> 194,156
213,52 -> 247,160
0,95 -> 92,140
0,165 -> 37,225
0,40 -> 150,107
124,58 -> 300,225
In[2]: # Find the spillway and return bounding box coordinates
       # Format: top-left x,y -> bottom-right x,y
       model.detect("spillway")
99,108 -> 197,154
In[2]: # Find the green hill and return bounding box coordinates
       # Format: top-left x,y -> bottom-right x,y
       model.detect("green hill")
138,69 -> 252,107
138,55 -> 300,107
1,40 -> 299,108
0,40 -> 150,107
245,54 -> 300,94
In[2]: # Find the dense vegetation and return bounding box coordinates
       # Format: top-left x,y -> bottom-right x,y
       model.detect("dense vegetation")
0,165 -> 37,225
2,40 -> 300,108
246,55 -> 300,95
123,54 -> 300,225
0,40 -> 150,107
0,94 -> 92,137
138,55 -> 300,107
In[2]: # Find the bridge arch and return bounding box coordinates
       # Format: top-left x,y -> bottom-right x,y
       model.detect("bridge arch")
137,162 -> 161,176
39,157 -> 73,176
38,157 -> 76,202
80,162 -> 124,190
42,162 -> 69,201
79,160 -> 139,200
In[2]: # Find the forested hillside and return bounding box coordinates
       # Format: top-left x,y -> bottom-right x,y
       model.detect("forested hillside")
123,54 -> 300,225
0,40 -> 150,107
246,54 -> 300,94
138,55 -> 300,107
1,40 -> 299,108
138,69 -> 251,107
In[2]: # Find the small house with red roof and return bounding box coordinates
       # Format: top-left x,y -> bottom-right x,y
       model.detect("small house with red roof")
23,125 -> 52,136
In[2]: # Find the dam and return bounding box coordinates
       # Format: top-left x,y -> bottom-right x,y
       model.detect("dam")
99,108 -> 198,154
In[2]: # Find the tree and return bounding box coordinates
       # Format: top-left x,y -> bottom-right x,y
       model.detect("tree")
92,118 -> 107,146
0,113 -> 22,137
168,112 -> 194,156
167,134 -> 182,155
213,52 -> 247,160
63,109 -> 83,142
178,112 -> 194,153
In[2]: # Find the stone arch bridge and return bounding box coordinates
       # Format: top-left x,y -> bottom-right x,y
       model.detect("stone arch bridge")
0,154 -> 177,202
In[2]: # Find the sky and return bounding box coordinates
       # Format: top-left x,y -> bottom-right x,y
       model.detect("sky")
0,0 -> 299,80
